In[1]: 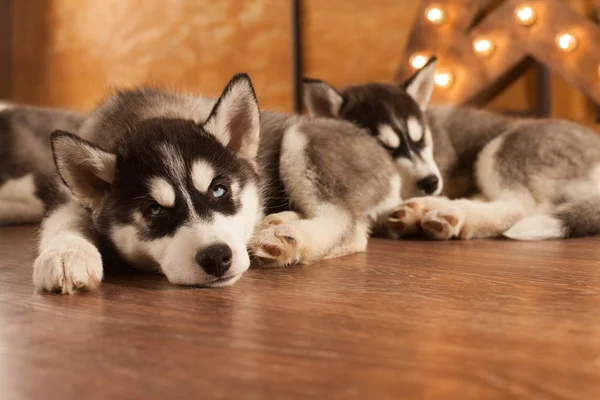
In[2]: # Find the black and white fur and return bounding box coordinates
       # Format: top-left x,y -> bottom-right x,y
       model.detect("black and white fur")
304,57 -> 600,241
1,74 -> 400,293
303,60 -> 443,200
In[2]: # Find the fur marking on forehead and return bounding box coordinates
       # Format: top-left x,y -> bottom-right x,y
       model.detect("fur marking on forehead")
407,117 -> 423,142
158,143 -> 186,182
192,160 -> 215,193
149,177 -> 176,208
377,124 -> 401,149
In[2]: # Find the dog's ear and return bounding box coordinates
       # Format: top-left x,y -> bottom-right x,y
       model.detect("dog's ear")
203,73 -> 261,161
51,131 -> 117,210
403,56 -> 437,110
302,78 -> 343,117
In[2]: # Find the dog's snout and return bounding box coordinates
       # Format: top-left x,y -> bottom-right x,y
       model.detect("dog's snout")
416,175 -> 439,195
195,244 -> 232,278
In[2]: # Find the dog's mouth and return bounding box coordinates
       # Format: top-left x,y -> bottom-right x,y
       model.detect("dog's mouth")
203,273 -> 242,287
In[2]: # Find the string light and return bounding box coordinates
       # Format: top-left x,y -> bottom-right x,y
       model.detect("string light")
473,39 -> 496,57
425,5 -> 446,25
410,54 -> 429,69
555,33 -> 578,52
515,5 -> 536,26
434,70 -> 454,88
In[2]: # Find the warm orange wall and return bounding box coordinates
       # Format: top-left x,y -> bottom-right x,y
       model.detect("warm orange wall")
8,0 -> 598,123
11,0 -> 292,112
302,0 -> 420,88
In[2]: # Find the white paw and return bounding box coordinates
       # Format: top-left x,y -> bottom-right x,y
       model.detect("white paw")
387,200 -> 428,237
421,209 -> 464,240
250,222 -> 303,268
33,237 -> 103,294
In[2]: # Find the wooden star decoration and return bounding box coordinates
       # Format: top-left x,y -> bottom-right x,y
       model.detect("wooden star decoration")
395,0 -> 600,107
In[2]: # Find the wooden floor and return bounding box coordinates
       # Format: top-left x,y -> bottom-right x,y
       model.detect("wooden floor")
1,226 -> 600,399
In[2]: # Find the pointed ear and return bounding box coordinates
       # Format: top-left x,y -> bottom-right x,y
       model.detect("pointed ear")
51,131 -> 117,209
302,78 -> 344,117
203,73 -> 261,160
403,56 -> 437,110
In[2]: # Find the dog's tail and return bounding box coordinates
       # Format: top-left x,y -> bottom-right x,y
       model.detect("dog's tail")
503,197 -> 600,240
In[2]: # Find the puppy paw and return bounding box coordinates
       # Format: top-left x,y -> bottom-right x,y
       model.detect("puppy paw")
387,201 -> 427,237
421,209 -> 464,240
257,211 -> 301,229
33,237 -> 103,294
250,223 -> 303,268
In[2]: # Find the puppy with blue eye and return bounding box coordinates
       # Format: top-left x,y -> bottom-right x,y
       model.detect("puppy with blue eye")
24,73 -> 400,294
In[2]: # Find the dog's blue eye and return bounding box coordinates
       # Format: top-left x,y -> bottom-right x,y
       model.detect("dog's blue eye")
211,185 -> 227,199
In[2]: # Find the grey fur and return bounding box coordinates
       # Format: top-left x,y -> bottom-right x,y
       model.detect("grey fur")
0,104 -> 84,182
0,104 -> 84,222
427,106 -> 600,239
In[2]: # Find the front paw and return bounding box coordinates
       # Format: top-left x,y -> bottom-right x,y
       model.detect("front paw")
33,237 -> 103,294
421,209 -> 464,240
387,201 -> 428,237
250,223 -> 303,268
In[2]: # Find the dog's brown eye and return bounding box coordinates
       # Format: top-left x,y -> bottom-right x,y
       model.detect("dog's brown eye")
143,202 -> 166,218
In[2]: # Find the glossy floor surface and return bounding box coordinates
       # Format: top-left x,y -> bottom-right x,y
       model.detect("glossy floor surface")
1,225 -> 599,399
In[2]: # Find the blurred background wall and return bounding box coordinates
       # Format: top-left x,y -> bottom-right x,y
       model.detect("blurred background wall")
1,0 -> 598,124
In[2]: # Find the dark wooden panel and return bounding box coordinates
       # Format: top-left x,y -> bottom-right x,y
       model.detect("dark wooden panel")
0,0 -> 11,98
2,225 -> 600,399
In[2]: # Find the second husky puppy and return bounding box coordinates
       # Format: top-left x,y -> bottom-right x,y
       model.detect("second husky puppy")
303,58 -> 600,241
28,74 -> 399,293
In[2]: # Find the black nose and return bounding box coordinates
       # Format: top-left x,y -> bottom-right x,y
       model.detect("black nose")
416,175 -> 439,195
195,244 -> 232,278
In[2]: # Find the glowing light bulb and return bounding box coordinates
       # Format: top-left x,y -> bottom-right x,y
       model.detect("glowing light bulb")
515,5 -> 536,26
473,39 -> 495,57
556,33 -> 578,52
410,54 -> 428,69
434,70 -> 454,88
425,5 -> 446,25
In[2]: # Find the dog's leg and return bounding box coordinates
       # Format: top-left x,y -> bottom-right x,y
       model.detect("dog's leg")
251,125 -> 374,267
32,200 -> 103,294
251,205 -> 368,267
387,196 -> 454,237
0,199 -> 44,224
0,174 -> 45,224
388,196 -> 528,240
396,197 -> 527,240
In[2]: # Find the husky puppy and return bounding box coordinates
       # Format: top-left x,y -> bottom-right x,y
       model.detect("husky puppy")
14,74 -> 399,294
303,57 -> 600,241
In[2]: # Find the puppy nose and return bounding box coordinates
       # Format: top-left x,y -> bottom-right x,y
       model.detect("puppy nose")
195,244 -> 232,278
416,175 -> 439,195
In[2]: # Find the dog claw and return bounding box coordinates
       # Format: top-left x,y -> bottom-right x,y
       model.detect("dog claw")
250,218 -> 303,268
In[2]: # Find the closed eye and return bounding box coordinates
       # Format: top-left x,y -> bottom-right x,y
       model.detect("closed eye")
406,117 -> 424,143
377,124 -> 402,149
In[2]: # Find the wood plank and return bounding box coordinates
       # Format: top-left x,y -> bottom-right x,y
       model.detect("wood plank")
2,225 -> 600,399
